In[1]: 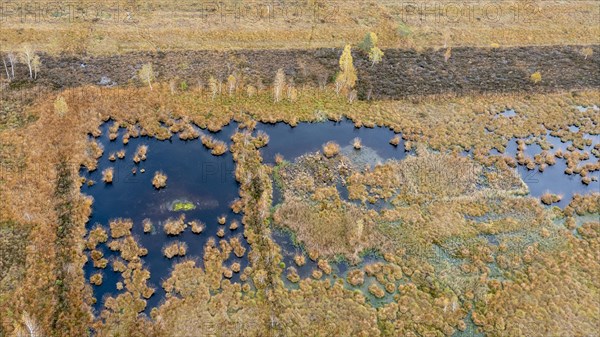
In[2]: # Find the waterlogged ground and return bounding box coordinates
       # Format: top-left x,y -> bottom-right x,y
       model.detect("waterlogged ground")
82,117 -> 599,314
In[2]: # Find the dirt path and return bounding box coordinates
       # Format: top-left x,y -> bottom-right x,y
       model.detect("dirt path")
8,45 -> 600,99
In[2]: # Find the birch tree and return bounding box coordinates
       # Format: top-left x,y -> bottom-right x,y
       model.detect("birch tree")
138,63 -> 155,90
7,53 -> 16,79
2,54 -> 10,80
209,76 -> 218,100
32,54 -> 41,79
335,44 -> 357,95
227,74 -> 237,96
21,44 -> 35,79
273,68 -> 285,102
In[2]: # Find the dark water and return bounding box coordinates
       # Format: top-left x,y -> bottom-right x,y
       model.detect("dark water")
256,119 -> 406,164
82,118 -> 599,313
496,131 -> 600,207
82,122 -> 245,313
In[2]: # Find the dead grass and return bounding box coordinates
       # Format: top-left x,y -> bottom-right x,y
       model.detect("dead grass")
1,1 -> 597,55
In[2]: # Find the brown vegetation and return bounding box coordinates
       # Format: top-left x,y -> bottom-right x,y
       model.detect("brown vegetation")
322,141 -> 340,158
152,171 -> 167,189
163,242 -> 188,259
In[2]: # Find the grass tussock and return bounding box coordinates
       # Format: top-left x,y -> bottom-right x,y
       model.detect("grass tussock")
109,218 -> 133,239
163,215 -> 187,236
142,218 -> 153,233
89,273 -> 103,286
152,171 -> 167,189
133,145 -> 148,163
201,135 -> 228,156
163,241 -> 188,259
540,193 -> 562,205
189,220 -> 205,234
322,141 -> 340,158
101,167 -> 114,183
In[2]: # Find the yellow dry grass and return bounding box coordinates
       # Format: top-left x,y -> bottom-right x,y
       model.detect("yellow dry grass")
0,1 -> 597,55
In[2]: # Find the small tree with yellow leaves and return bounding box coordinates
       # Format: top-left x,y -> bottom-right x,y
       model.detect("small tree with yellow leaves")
335,44 -> 357,95
138,63 -> 155,90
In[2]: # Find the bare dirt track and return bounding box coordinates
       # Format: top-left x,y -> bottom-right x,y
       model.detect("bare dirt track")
8,45 -> 600,99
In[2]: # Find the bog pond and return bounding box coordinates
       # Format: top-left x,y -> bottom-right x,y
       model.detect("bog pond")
81,118 -> 599,313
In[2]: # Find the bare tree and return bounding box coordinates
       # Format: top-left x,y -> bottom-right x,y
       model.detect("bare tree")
227,74 -> 236,96
273,68 -> 285,102
32,54 -> 41,79
138,63 -> 155,90
20,311 -> 41,337
7,53 -> 16,79
21,45 -> 35,79
209,76 -> 218,100
2,54 -> 10,80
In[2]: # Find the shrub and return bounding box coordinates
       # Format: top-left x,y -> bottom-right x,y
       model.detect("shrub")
152,171 -> 167,189
530,71 -> 542,84
390,135 -> 400,146
229,220 -> 239,230
322,141 -> 340,158
353,137 -> 362,150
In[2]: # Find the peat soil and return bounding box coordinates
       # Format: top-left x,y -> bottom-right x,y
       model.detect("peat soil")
3,45 -> 600,99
